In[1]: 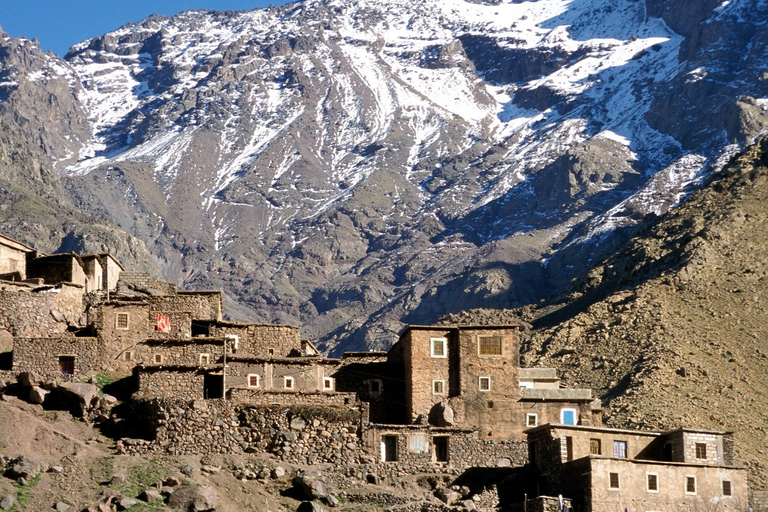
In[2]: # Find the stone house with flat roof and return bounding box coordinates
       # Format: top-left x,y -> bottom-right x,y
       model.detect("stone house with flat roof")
523,424 -> 747,512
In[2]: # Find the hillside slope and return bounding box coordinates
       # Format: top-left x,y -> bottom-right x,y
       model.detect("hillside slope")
522,136 -> 768,490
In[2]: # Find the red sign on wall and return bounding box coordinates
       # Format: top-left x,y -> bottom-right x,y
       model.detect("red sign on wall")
156,313 -> 171,333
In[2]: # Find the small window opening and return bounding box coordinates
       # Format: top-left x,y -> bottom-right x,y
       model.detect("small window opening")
590,438 -> 602,455
154,354 -> 163,364
722,480 -> 732,496
478,376 -> 491,391
647,473 -> 659,492
433,380 -> 445,394
430,337 -> 446,358
115,313 -> 129,330
267,348 -> 275,356
191,322 -> 209,337
686,476 -> 697,494
609,473 -> 620,489
284,376 -> 294,389
323,377 -> 334,391
565,436 -> 573,461
526,413 -> 538,427
123,351 -> 133,362
695,443 -> 707,459
478,335 -> 503,355
369,379 -> 382,395
199,353 -> 210,365
247,374 -> 260,388
58,356 -> 74,375
613,440 -> 627,458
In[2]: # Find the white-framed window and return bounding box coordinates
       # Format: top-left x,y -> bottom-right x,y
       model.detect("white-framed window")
613,440 -> 627,458
115,312 -> 129,330
153,353 -> 163,364
647,472 -> 659,493
526,413 -> 538,427
609,472 -> 620,490
432,380 -> 446,394
561,408 -> 577,425
225,334 -> 239,351
722,480 -> 732,496
478,335 -> 503,355
284,376 -> 294,390
686,476 -> 697,495
478,376 -> 491,392
430,337 -> 447,358
323,377 -> 334,391
409,434 -> 426,452
247,374 -> 260,388
199,353 -> 211,365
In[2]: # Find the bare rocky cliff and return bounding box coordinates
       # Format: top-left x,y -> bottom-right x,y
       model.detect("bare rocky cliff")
0,0 -> 766,354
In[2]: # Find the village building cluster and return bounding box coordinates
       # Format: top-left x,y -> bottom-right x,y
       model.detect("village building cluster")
0,233 -> 750,511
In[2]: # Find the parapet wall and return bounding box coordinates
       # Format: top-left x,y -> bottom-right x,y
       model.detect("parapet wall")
0,284 -> 85,337
228,388 -> 359,407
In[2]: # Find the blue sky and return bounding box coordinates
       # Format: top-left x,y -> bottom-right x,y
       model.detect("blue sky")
1,1 -> 295,56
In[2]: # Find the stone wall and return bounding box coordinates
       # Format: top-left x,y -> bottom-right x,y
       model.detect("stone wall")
0,284 -> 85,337
12,336 -> 101,377
752,490 -> 768,512
136,367 -> 206,400
210,323 -> 301,357
119,398 -> 368,465
228,387 -> 358,407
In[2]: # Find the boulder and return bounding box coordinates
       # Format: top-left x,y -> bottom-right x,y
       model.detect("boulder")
297,502 -> 325,512
293,472 -> 328,500
139,489 -> 164,502
271,466 -> 286,479
110,472 -> 126,486
429,401 -> 455,427
0,495 -> 14,511
18,371 -> 41,387
117,497 -> 139,510
50,382 -> 100,417
167,484 -> 218,511
5,455 -> 45,481
28,386 -> 48,405
435,487 -> 462,505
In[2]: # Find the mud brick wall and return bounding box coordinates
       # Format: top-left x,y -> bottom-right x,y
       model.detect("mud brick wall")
138,339 -> 224,367
0,284 -> 85,337
12,336 -> 101,376
136,367 -> 206,400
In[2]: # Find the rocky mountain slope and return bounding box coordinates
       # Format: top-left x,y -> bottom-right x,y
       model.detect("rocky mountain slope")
0,0 -> 767,351
461,136 -> 768,490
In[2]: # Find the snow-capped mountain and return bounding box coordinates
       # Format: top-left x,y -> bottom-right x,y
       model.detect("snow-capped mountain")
1,0 -> 767,352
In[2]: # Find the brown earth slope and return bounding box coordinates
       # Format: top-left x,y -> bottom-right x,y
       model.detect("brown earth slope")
520,136 -> 768,490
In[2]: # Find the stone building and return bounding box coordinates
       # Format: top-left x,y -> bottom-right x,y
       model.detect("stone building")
523,424 -> 748,512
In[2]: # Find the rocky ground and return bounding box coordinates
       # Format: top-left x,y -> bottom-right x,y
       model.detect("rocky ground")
0,389 -> 493,512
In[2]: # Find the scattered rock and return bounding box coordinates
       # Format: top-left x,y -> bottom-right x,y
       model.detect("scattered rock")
48,465 -> 64,474
324,495 -> 340,507
117,497 -> 139,510
290,416 -> 307,430
164,476 -> 182,487
139,489 -> 164,502
271,466 -> 286,479
28,385 -> 47,404
0,495 -> 14,511
5,455 -> 45,481
180,464 -> 197,476
435,487 -> 462,505
54,501 -> 71,511
50,382 -> 100,417
110,472 -> 126,486
293,472 -> 328,500
297,502 -> 325,512
167,484 -> 218,511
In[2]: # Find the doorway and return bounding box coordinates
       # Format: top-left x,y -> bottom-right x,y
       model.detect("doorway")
433,436 -> 449,462
381,435 -> 398,462
204,373 -> 223,399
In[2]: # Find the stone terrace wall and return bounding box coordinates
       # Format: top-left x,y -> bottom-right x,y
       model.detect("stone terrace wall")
13,336 -> 101,376
119,398 -> 368,466
229,388 -> 359,407
136,367 -> 205,400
